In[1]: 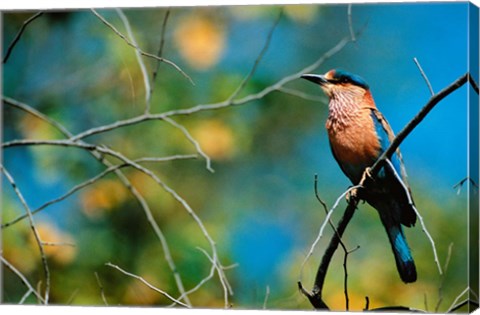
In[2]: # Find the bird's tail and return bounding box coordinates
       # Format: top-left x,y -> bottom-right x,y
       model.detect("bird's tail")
381,217 -> 417,283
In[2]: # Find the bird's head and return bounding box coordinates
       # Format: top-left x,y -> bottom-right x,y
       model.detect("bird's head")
301,69 -> 369,99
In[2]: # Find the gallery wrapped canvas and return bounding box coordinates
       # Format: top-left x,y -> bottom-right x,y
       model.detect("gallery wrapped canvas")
1,1 -> 479,313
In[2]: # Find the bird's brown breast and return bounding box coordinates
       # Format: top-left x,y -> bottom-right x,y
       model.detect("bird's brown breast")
326,108 -> 380,166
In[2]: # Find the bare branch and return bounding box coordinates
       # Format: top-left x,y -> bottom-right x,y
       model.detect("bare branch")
468,73 -> 479,94
1,166 -> 50,304
193,247 -> 232,308
3,96 -> 72,137
447,287 -> 470,312
3,11 -> 44,64
90,9 -> 193,85
300,185 -> 361,281
19,288 -> 34,304
435,242 -> 454,312
413,57 -> 434,96
263,285 -> 270,310
150,9 -> 171,102
163,117 -> 214,173
298,195 -> 359,310
0,255 -> 45,303
383,159 -> 442,274
115,9 -> 152,114
41,241 -> 76,247
371,73 -> 469,174
347,5 -> 356,42
169,248 -> 216,307
227,9 -> 283,101
94,272 -> 109,306
106,262 -> 190,307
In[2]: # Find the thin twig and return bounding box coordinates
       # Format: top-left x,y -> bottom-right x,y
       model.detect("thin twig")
227,9 -> 283,101
194,247 -> 232,308
19,288 -> 34,304
94,272 -> 109,306
447,287 -> 469,312
41,241 -> 76,247
151,9 -> 171,85
3,96 -> 72,137
453,177 -> 478,195
0,255 -> 45,303
115,9 -> 152,114
3,11 -> 44,63
298,195 -> 359,310
371,73 -> 469,174
448,299 -> 479,313
1,166 -> 50,304
343,245 -> 360,311
300,185 -> 361,279
66,288 -> 79,305
413,57 -> 434,96
347,5 -> 356,42
106,262 -> 190,307
383,159 -> 442,274
90,9 -> 193,85
163,117 -> 214,173
435,242 -> 453,312
263,285 -> 270,309
468,73 -> 479,94
169,248 -> 217,307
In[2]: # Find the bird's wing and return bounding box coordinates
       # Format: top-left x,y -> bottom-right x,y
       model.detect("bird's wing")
369,108 -> 417,227
369,108 -> 408,183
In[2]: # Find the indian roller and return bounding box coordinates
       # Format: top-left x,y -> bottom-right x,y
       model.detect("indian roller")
301,69 -> 417,283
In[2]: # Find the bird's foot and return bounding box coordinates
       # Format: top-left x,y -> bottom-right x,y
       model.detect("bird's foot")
346,186 -> 363,203
359,167 -> 378,191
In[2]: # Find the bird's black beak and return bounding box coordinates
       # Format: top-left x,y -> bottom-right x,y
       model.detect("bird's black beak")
301,74 -> 328,86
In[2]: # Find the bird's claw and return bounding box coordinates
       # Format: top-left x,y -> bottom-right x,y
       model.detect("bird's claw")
346,187 -> 361,203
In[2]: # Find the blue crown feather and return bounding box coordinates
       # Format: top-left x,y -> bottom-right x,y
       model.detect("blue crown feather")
332,69 -> 370,89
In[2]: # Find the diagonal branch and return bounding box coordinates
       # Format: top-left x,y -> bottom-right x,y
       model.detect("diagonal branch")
106,262 -> 190,307
115,8 -> 152,114
0,255 -> 45,303
3,11 -> 44,64
1,166 -> 50,304
370,72 -> 469,174
227,9 -> 283,101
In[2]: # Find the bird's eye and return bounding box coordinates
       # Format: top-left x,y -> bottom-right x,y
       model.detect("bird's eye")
340,77 -> 349,83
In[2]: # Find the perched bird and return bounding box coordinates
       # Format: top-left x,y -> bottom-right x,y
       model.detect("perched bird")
301,69 -> 417,283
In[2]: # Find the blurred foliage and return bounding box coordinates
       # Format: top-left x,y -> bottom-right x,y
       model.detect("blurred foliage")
1,3 -> 474,312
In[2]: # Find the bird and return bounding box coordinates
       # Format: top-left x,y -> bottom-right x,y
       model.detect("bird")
301,69 -> 417,283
